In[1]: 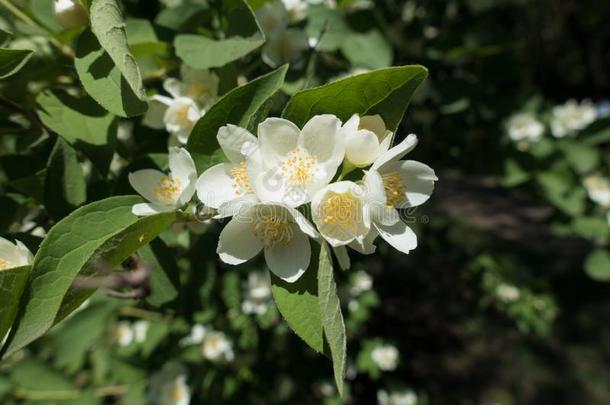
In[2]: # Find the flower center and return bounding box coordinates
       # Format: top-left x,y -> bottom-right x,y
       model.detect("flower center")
186,83 -> 210,99
279,148 -> 317,186
382,171 -> 406,208
155,176 -> 182,205
229,161 -> 253,195
252,208 -> 293,248
321,192 -> 359,227
171,385 -> 185,402
0,258 -> 12,270
175,103 -> 194,127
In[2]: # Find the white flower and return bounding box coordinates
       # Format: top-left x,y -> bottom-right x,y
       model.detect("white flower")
357,135 -> 437,255
584,175 -> 610,209
217,203 -> 318,283
311,181 -> 370,247
143,67 -> 218,144
116,321 -> 134,347
262,28 -> 310,68
282,0 -> 308,22
242,271 -> 273,315
202,331 -> 234,362
179,324 -> 208,347
196,124 -> 260,210
505,112 -> 544,143
350,270 -> 373,296
0,237 -> 33,271
550,99 -> 597,138
53,0 -> 88,29
133,320 -> 150,343
129,147 -> 197,216
377,389 -> 418,405
248,115 -> 345,208
256,1 -> 288,36
149,363 -> 191,405
495,284 -> 520,303
371,344 -> 399,371
342,114 -> 393,167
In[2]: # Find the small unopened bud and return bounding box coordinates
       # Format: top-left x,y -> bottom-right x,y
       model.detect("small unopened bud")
53,0 -> 88,30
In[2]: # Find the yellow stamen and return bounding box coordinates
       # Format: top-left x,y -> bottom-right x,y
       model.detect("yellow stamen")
382,171 -> 406,208
186,83 -> 210,99
0,258 -> 12,270
321,192 -> 359,227
279,148 -> 317,186
155,176 -> 182,205
252,207 -> 293,248
229,161 -> 253,195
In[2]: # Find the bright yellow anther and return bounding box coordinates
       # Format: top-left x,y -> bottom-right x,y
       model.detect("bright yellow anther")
321,192 -> 359,227
382,171 -> 406,208
279,148 -> 317,186
155,176 -> 182,204
0,258 -> 12,270
229,161 -> 253,195
252,207 -> 293,248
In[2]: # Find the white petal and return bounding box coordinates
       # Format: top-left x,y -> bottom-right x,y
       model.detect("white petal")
141,99 -> 168,129
285,206 -> 319,238
371,134 -> 418,172
14,240 -> 33,266
196,163 -> 245,209
333,245 -> 350,270
298,114 -> 344,166
258,118 -> 300,166
264,224 -> 310,282
217,215 -> 263,265
217,125 -> 259,163
128,169 -> 166,204
374,221 -> 417,254
132,202 -> 172,216
0,237 -> 20,265
363,170 -> 399,226
248,161 -> 308,208
382,160 -> 438,208
169,147 -> 197,185
348,228 -> 378,255
341,114 -> 360,134
345,129 -> 381,167
150,94 -> 174,106
359,115 -> 387,137
163,77 -> 184,98
216,194 -> 259,218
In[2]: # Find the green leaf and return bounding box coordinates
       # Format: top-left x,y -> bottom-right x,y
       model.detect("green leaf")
90,0 -> 147,101
44,138 -> 87,220
3,196 -> 178,357
283,65 -> 428,132
340,30 -> 392,70
36,89 -> 118,174
585,249 -> 610,282
141,238 -> 180,307
75,29 -> 148,117
271,245 -> 323,353
559,140 -> 600,174
0,266 -> 30,347
175,0 -> 264,69
305,5 -> 351,51
0,48 -> 34,79
187,65 -> 288,155
318,243 -> 346,397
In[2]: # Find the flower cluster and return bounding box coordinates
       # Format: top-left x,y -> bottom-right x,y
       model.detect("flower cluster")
584,175 -> 610,223
130,114 -> 437,282
179,324 -> 235,363
371,343 -> 400,371
143,66 -> 219,145
115,320 -> 150,347
241,271 -> 273,315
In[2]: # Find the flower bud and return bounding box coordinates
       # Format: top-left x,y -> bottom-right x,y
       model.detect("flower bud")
53,0 -> 88,30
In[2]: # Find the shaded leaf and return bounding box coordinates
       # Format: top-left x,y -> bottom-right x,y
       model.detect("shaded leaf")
141,238 -> 180,307
44,138 -> 87,220
318,242 -> 346,397
585,249 -> 610,282
0,48 -> 34,79
340,30 -> 392,70
75,29 -> 148,117
37,89 -> 118,174
0,266 -> 30,348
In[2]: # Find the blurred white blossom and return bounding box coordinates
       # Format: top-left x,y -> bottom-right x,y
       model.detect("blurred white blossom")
116,321 -> 134,347
584,175 -> 610,209
242,271 -> 273,315
53,0 -> 88,30
371,344 -> 399,371
180,324 -> 208,347
550,99 -> 596,138
149,362 -> 191,405
0,237 -> 33,271
202,331 -> 234,362
133,320 -> 150,343
377,389 -> 418,405
495,283 -> 520,303
350,270 -> 373,297
505,112 -> 544,146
